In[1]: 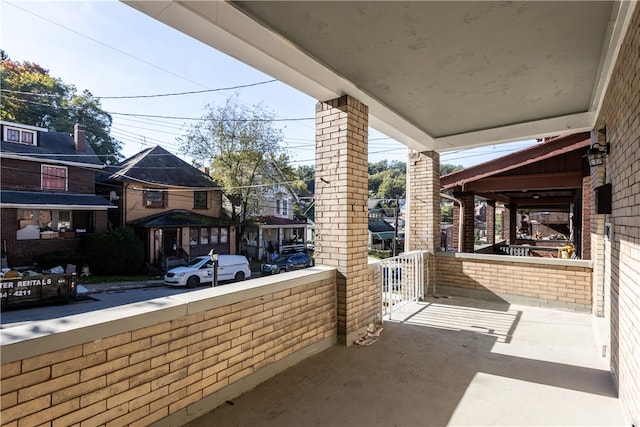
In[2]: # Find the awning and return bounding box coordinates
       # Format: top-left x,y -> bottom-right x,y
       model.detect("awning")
0,190 -> 114,210
128,209 -> 229,228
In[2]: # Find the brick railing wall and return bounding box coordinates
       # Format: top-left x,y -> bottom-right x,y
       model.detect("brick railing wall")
435,252 -> 592,311
0,268 -> 337,426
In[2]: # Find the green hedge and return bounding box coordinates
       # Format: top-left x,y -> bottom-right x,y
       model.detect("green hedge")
368,249 -> 393,259
82,227 -> 144,275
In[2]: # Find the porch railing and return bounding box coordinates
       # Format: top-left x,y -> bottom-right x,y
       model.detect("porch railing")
381,251 -> 424,317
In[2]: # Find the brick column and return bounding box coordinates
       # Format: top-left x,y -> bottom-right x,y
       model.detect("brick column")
315,95 -> 373,345
406,150 -> 440,295
452,205 -> 460,251
452,191 -> 475,253
486,200 -> 496,245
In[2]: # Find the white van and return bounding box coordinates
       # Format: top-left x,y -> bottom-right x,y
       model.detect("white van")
164,255 -> 251,287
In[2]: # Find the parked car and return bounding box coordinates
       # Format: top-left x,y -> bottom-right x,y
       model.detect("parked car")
164,255 -> 251,287
261,253 -> 312,275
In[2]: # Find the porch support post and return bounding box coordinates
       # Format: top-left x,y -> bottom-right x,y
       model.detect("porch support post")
453,191 -> 475,253
508,204 -> 518,244
406,150 -> 440,295
486,200 -> 496,245
315,95 -> 372,345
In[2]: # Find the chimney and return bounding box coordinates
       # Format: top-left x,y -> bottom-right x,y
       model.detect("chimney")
74,124 -> 86,152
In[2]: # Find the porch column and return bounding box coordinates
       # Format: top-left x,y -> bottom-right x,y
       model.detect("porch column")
315,95 -> 372,345
406,150 -> 440,294
486,201 -> 496,245
508,204 -> 518,244
452,191 -> 475,253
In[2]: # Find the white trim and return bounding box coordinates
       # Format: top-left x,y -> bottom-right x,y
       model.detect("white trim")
0,203 -> 114,210
0,121 -> 47,132
2,125 -> 37,146
0,152 -> 105,169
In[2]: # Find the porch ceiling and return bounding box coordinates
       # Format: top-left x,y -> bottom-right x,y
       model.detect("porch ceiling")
123,1 -> 636,153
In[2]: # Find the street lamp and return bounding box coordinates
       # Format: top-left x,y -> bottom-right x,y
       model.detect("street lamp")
208,249 -> 219,287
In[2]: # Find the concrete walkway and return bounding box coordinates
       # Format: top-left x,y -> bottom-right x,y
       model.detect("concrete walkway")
185,296 -> 627,427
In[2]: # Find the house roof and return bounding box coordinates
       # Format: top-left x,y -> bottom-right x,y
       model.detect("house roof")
369,220 -> 395,234
0,126 -> 103,168
250,216 -> 307,227
128,209 -> 231,228
0,190 -> 113,210
439,132 -> 592,211
102,145 -> 220,188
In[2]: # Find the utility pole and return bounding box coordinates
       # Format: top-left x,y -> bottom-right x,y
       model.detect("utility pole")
393,198 -> 399,257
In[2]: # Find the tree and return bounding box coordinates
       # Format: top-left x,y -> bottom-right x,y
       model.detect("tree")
0,51 -> 122,164
178,94 -> 290,224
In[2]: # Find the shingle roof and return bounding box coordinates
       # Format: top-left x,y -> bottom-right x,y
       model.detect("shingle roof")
102,146 -> 219,188
368,220 -> 395,233
0,190 -> 113,209
0,128 -> 103,167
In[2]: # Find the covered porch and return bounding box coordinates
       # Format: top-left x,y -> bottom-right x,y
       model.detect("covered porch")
0,2 -> 638,426
187,296 -> 624,426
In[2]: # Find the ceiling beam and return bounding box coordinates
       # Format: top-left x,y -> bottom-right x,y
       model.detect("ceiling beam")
464,172 -> 583,192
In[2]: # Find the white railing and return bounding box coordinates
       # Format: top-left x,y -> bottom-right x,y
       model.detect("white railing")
381,251 -> 424,317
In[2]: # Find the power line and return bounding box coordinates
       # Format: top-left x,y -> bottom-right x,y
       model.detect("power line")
5,1 -> 212,90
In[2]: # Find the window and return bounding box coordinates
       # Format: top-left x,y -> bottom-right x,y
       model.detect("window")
282,200 -> 288,216
276,199 -> 281,215
211,228 -> 219,244
200,228 -> 209,245
3,126 -> 37,145
22,131 -> 34,144
6,128 -> 19,142
144,189 -> 165,208
190,228 -> 198,246
41,165 -> 67,191
58,211 -> 72,230
194,191 -> 207,209
220,228 -> 228,243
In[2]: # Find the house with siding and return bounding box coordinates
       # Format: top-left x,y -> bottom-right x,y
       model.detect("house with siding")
0,121 -> 113,266
97,145 -> 235,270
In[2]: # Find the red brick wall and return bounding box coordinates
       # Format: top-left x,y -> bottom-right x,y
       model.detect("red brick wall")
1,158 -> 96,193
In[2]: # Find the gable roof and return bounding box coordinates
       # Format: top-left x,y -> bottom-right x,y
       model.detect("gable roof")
101,145 -> 219,188
440,132 -> 591,190
0,123 -> 103,168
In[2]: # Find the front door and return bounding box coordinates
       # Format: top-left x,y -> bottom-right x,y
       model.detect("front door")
163,228 -> 179,257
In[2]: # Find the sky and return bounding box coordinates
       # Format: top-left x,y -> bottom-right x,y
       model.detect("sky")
1,0 -> 539,169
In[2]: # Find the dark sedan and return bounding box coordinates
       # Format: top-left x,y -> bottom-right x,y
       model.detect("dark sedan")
261,253 -> 312,275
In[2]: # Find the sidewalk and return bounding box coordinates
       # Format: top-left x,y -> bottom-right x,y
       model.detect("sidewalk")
78,279 -> 164,295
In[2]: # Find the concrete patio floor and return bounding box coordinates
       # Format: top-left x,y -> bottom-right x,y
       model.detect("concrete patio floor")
185,296 -> 627,427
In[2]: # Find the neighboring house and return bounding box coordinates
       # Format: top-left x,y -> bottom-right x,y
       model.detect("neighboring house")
236,183 -> 308,261
97,146 -> 234,270
0,121 -> 113,266
368,199 -> 402,251
241,215 -> 307,262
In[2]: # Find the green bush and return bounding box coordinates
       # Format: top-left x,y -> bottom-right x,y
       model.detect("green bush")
368,249 -> 393,259
38,251 -> 87,270
82,227 -> 144,275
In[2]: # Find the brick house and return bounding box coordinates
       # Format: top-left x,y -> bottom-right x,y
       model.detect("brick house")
0,121 -> 113,267
97,145 -> 235,269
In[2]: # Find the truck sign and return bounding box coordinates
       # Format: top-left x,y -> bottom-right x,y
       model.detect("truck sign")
0,273 -> 77,309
